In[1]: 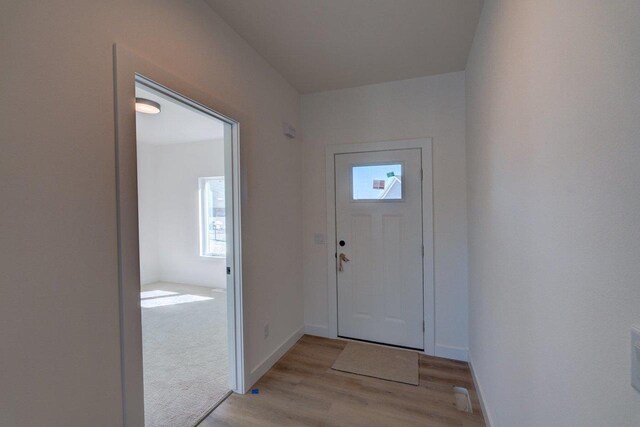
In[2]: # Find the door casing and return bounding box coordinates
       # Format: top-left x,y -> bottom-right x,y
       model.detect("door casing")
113,44 -> 246,426
325,138 -> 435,355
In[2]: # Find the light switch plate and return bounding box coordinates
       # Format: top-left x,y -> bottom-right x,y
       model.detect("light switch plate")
632,327 -> 640,392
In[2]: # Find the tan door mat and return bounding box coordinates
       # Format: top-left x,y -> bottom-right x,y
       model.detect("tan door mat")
331,342 -> 419,386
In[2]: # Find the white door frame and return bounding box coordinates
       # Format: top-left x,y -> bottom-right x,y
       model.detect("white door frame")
113,45 -> 246,426
325,138 -> 435,355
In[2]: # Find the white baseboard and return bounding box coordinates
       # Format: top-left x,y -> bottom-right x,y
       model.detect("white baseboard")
304,323 -> 329,337
468,353 -> 494,427
246,325 -> 304,391
435,344 -> 469,362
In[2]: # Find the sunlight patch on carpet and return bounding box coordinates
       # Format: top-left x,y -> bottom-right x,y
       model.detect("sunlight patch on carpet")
141,294 -> 212,308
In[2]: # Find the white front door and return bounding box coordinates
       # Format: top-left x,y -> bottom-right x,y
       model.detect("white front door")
335,149 -> 424,350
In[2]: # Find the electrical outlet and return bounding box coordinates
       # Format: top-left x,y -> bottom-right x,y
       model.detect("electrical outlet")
264,323 -> 270,339
632,327 -> 640,392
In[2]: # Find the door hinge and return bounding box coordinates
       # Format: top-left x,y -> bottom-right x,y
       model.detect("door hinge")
423,321 -> 425,332
422,245 -> 425,257
421,169 -> 424,181
226,267 -> 231,275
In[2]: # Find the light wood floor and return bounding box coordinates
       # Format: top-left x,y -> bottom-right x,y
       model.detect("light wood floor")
201,335 -> 485,426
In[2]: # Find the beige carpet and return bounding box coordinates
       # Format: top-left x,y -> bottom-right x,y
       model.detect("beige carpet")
331,342 -> 419,385
142,285 -> 228,427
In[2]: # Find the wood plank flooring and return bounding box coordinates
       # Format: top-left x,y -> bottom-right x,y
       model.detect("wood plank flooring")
201,335 -> 485,426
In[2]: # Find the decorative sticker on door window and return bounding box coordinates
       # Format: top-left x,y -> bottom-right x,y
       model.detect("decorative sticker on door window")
352,163 -> 403,201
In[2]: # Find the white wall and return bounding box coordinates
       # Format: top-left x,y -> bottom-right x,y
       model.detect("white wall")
138,140 -> 227,289
137,142 -> 161,285
466,1 -> 640,425
301,72 -> 469,360
0,1 -> 302,425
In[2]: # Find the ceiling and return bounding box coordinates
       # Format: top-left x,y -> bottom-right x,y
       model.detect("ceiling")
135,85 -> 224,145
205,0 -> 484,93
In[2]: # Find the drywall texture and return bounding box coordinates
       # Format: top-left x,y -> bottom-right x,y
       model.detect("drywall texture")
466,1 -> 640,425
137,140 -> 226,288
0,1 -> 302,425
205,0 -> 484,93
301,72 -> 469,360
138,142 -> 162,285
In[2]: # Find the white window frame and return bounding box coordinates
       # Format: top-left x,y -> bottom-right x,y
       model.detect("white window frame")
199,176 -> 226,258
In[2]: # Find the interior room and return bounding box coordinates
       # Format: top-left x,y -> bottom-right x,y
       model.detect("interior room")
135,82 -> 230,426
2,1 -> 639,426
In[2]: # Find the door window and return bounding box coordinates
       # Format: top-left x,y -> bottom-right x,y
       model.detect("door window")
351,163 -> 403,201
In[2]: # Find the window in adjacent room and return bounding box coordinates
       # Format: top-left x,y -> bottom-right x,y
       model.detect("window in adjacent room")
199,176 -> 226,257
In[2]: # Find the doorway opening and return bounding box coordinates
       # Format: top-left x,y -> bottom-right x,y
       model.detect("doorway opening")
134,77 -> 235,426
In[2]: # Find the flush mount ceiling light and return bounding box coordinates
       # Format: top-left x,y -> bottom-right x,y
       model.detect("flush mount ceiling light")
135,97 -> 161,114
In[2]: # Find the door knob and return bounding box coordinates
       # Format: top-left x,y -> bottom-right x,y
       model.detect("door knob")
338,253 -> 350,272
